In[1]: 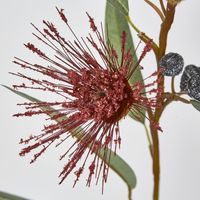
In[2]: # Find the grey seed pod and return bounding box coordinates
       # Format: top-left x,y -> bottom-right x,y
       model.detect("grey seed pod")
180,65 -> 200,91
159,52 -> 184,76
188,77 -> 200,101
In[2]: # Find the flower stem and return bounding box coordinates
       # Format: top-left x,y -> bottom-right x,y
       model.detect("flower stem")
126,16 -> 159,57
128,187 -> 132,200
144,124 -> 153,157
126,16 -> 140,33
144,124 -> 152,146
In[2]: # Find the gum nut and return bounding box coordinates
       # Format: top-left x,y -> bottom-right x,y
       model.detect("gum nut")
180,65 -> 200,91
188,77 -> 200,101
159,52 -> 184,76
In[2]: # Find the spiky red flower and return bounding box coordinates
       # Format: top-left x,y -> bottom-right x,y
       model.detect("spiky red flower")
12,8 -> 160,189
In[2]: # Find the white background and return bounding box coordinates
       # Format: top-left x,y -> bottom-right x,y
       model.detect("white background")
1,0 -> 200,200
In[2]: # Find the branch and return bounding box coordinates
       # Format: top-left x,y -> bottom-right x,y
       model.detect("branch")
126,16 -> 159,57
158,3 -> 176,58
144,0 -> 165,21
159,0 -> 166,15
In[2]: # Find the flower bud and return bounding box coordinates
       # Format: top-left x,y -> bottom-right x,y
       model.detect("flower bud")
159,52 -> 184,76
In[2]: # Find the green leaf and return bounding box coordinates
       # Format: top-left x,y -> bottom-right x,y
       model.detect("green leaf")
3,85 -> 137,189
107,0 -> 129,16
191,100 -> 200,112
0,191 -> 28,200
100,149 -> 136,189
105,0 -> 146,124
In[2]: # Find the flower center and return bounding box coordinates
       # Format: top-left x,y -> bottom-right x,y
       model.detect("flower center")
68,68 -> 133,122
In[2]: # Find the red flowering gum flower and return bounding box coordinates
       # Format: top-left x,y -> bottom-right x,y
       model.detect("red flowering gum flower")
12,8 -> 159,189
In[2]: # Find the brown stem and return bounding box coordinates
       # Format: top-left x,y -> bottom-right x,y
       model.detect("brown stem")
128,187 -> 132,200
156,96 -> 173,120
147,108 -> 160,200
151,126 -> 160,200
150,88 -> 189,200
156,93 -> 190,120
158,3 -> 176,58
144,0 -> 165,21
171,76 -> 175,94
159,0 -> 166,15
174,96 -> 190,104
150,4 -> 177,200
155,2 -> 177,118
128,2 -> 177,200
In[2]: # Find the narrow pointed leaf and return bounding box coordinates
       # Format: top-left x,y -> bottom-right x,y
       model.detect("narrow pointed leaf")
191,100 -> 200,112
3,85 -> 137,189
105,0 -> 145,123
0,191 -> 28,200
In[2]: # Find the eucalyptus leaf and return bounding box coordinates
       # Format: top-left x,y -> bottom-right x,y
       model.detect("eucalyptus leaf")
3,85 -> 137,189
191,100 -> 200,112
0,191 -> 28,200
107,0 -> 129,16
105,0 -> 145,123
